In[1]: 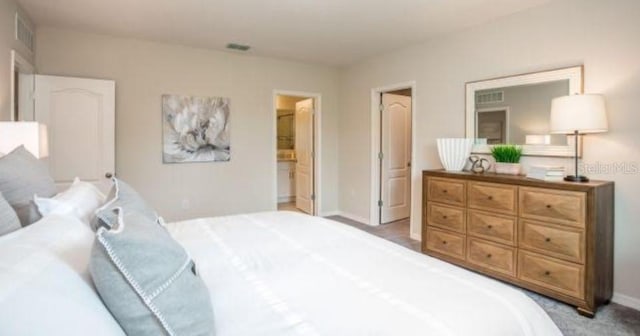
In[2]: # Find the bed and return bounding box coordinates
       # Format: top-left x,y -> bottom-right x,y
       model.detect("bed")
167,211 -> 562,336
0,209 -> 561,335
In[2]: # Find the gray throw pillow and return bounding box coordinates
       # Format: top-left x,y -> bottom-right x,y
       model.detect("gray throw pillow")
90,207 -> 214,336
92,178 -> 158,230
0,146 -> 57,226
0,192 -> 21,236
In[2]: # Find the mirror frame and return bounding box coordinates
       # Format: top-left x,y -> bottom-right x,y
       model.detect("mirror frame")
465,65 -> 583,157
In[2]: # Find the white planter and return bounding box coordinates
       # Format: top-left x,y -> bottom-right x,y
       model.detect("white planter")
436,138 -> 474,172
495,162 -> 522,175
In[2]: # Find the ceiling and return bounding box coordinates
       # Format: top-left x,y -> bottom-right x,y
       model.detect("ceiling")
18,0 -> 554,66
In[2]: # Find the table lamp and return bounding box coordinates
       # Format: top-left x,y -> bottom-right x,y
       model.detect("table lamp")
550,94 -> 607,182
0,122 -> 49,158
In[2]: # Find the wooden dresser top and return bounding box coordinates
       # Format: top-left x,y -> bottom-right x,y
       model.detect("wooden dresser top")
423,169 -> 613,192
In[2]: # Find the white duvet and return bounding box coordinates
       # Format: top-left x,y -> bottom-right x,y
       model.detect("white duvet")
168,211 -> 562,336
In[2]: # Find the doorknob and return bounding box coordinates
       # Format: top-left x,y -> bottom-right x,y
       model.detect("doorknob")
105,172 -> 113,178
407,161 -> 412,167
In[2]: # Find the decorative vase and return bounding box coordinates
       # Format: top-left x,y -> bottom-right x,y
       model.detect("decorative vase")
494,162 -> 522,175
436,138 -> 474,172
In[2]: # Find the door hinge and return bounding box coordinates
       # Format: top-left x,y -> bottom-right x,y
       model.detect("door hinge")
311,194 -> 316,201
378,200 -> 383,207
378,152 -> 384,160
379,103 -> 384,112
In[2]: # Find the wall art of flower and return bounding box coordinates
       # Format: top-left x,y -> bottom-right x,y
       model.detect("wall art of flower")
162,94 -> 230,163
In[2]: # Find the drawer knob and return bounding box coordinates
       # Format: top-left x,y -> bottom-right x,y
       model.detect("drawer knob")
486,254 -> 492,258
487,225 -> 493,229
487,196 -> 493,200
544,271 -> 551,276
545,237 -> 551,242
443,190 -> 448,194
442,215 -> 448,219
546,204 -> 552,209
442,240 -> 448,245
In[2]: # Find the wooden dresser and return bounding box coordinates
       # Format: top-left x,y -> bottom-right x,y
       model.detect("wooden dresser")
422,170 -> 614,317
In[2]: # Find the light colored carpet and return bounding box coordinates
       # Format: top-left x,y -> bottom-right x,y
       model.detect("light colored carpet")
327,215 -> 640,336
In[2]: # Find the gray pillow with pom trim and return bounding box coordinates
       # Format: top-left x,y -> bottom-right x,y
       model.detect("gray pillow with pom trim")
90,207 -> 214,336
0,192 -> 21,236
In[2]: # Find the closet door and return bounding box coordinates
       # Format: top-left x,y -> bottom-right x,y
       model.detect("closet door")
35,75 -> 115,192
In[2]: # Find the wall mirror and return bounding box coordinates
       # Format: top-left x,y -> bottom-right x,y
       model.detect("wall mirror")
465,65 -> 583,157
11,50 -> 36,121
277,109 -> 295,149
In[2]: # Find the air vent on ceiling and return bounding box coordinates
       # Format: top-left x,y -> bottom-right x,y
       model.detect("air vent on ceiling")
226,43 -> 251,51
15,13 -> 34,53
476,91 -> 504,104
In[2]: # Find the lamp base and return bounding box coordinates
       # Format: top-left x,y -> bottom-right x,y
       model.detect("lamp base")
564,175 -> 590,183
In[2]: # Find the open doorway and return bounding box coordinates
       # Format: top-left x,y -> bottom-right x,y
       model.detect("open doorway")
274,92 -> 319,215
369,81 -> 419,242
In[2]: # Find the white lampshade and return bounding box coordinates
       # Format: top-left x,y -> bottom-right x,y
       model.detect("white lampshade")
550,94 -> 608,134
0,122 -> 49,158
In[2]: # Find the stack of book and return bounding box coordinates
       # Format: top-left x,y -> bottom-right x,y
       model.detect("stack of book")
526,165 -> 566,181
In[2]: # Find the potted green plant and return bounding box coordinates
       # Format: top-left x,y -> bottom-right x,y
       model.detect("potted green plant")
490,145 -> 523,175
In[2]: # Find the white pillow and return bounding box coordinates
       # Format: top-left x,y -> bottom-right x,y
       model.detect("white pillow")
35,177 -> 106,223
0,213 -> 126,336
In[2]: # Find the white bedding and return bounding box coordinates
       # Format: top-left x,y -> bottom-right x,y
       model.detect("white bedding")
168,211 -> 562,336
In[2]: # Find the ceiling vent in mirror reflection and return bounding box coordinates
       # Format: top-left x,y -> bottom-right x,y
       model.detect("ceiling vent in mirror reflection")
476,90 -> 504,104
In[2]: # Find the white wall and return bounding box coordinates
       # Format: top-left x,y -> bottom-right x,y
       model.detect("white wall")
339,0 -> 640,306
35,27 -> 340,221
0,0 -> 34,121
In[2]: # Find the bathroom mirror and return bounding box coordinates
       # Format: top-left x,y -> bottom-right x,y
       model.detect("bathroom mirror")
11,50 -> 36,121
465,66 -> 583,157
277,109 -> 295,149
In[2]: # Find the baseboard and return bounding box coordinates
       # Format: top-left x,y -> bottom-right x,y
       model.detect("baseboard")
410,231 -> 422,242
320,210 -> 341,217
333,212 -> 371,226
277,196 -> 295,203
612,292 -> 640,311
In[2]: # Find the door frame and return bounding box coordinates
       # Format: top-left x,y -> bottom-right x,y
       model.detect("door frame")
10,50 -> 35,121
476,107 -> 511,144
272,90 -> 322,216
370,81 -> 418,238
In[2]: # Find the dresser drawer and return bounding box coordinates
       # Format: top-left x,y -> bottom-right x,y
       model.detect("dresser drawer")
518,250 -> 584,299
519,187 -> 586,227
467,210 -> 516,246
468,182 -> 517,215
467,238 -> 516,277
425,227 -> 465,260
427,203 -> 465,233
427,177 -> 466,207
519,220 -> 585,264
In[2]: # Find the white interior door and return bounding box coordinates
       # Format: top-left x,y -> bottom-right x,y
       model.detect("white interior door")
380,93 -> 411,224
295,98 -> 314,215
35,75 -> 115,192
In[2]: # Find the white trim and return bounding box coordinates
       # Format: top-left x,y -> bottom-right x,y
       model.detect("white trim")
320,210 -> 341,217
612,292 -> 640,311
272,90 -> 322,216
336,211 -> 371,226
277,196 -> 295,204
370,81 -> 418,236
465,66 -> 583,157
410,232 -> 422,241
10,50 -> 35,121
